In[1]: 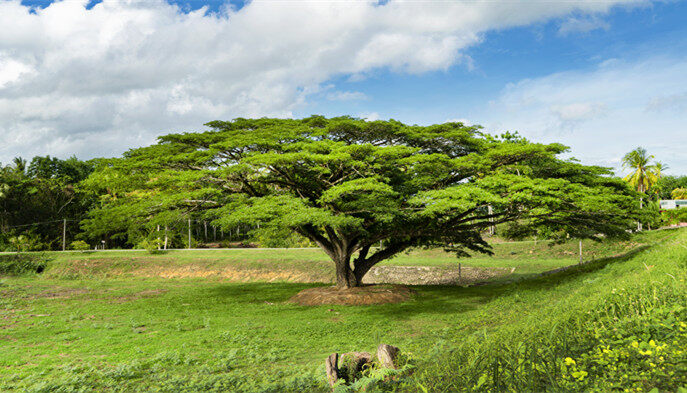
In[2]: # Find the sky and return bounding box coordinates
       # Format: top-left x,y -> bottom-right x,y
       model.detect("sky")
1,0 -> 686,177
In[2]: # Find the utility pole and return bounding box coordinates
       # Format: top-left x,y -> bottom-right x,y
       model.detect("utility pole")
638,196 -> 643,231
188,219 -> 192,249
62,219 -> 66,251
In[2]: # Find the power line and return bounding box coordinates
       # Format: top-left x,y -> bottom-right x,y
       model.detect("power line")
1,219 -> 80,229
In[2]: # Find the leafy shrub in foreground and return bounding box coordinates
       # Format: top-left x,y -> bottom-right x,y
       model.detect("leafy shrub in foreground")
559,309 -> 686,392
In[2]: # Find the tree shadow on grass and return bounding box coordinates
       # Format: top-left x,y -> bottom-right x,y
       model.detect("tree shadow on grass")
204,281 -> 324,304
201,243 -> 653,319
362,244 -> 654,319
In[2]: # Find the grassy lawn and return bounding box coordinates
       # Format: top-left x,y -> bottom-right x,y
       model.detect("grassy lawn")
1,278 -> 499,391
0,229 -> 683,392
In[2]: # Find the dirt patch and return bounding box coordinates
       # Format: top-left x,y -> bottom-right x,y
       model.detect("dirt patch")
289,285 -> 414,306
363,265 -> 512,285
111,289 -> 169,304
50,256 -> 513,286
134,265 -> 329,283
36,288 -> 92,299
133,264 -> 509,286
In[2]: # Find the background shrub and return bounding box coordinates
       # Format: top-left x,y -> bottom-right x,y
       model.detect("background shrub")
0,254 -> 48,275
136,238 -> 164,254
69,240 -> 90,251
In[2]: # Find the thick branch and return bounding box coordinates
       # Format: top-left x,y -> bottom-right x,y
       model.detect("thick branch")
353,240 -> 412,280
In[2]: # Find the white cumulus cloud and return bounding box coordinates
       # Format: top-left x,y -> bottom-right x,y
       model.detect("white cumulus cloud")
326,91 -> 369,101
483,55 -> 687,175
558,15 -> 611,35
0,0 -> 645,163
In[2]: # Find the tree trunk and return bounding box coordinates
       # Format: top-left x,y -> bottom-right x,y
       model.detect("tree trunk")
297,226 -> 407,289
335,254 -> 359,289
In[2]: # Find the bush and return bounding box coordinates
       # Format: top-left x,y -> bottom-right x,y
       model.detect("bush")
0,254 -> 48,275
661,209 -> 687,226
136,238 -> 165,254
69,240 -> 91,251
6,234 -> 45,252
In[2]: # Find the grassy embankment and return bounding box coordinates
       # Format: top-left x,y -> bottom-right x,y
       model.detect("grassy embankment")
0,229 -> 684,392
30,230 -> 669,281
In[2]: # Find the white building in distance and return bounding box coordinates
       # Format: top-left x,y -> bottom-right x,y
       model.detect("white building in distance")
659,200 -> 687,210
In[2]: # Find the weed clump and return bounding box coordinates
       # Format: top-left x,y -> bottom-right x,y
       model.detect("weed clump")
0,254 -> 48,275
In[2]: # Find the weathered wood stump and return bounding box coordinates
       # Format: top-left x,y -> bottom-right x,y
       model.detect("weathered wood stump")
376,344 -> 400,369
325,353 -> 339,388
325,345 -> 400,389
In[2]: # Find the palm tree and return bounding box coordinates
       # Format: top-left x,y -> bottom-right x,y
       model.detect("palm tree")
622,148 -> 658,194
654,161 -> 669,178
672,188 -> 687,200
622,147 -> 660,231
12,157 -> 27,175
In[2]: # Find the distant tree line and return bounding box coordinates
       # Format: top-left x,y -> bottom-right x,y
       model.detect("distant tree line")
0,155 -> 254,251
0,156 -> 96,251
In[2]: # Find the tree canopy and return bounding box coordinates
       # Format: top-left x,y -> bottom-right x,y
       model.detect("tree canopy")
85,117 -> 640,288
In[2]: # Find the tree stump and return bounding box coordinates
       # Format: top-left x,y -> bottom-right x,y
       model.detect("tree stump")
325,353 -> 338,388
339,351 -> 372,382
377,344 -> 400,369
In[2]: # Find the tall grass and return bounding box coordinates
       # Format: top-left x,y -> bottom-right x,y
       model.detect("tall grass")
407,230 -> 687,392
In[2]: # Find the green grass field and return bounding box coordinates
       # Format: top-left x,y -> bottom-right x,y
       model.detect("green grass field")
1,229 -> 685,392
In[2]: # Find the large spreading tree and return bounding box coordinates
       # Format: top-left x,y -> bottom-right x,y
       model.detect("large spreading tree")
85,117 -> 639,288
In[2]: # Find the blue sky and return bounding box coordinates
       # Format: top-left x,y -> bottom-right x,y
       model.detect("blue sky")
307,1 -> 687,120
2,0 -> 687,175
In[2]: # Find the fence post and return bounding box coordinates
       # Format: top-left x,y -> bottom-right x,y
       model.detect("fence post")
579,240 -> 583,264
62,219 -> 66,251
